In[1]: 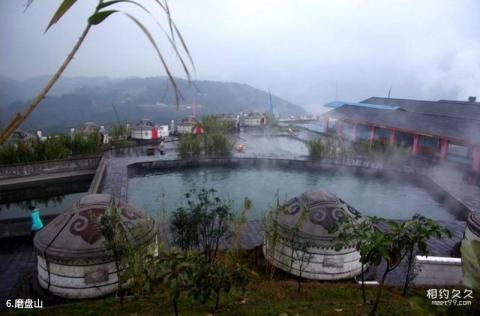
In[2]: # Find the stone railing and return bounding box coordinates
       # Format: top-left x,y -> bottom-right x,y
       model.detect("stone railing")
0,156 -> 101,180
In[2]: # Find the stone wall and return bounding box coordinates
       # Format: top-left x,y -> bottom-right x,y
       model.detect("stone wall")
0,156 -> 101,180
414,256 -> 463,286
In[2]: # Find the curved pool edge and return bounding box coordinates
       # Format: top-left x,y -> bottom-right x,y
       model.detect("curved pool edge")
121,156 -> 471,221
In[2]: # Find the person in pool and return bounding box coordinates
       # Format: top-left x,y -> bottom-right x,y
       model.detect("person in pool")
29,205 -> 43,239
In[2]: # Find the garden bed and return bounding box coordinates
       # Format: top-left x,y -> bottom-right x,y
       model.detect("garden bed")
4,279 -> 478,316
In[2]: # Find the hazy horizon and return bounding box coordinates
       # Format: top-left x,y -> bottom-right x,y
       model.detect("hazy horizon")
2,0 -> 480,112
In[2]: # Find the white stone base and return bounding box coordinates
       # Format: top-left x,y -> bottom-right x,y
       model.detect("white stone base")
263,239 -> 362,280
37,256 -> 119,299
465,227 -> 480,241
413,256 -> 463,286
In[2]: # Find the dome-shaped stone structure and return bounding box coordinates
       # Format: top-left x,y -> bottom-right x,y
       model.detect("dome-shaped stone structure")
263,190 -> 362,280
465,211 -> 480,241
34,194 -> 156,299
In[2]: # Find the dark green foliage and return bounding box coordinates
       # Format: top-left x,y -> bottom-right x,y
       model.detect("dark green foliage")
388,215 -> 451,296
204,132 -> 233,155
335,215 -> 451,315
177,116 -> 233,157
100,198 -> 157,305
178,134 -> 202,157
306,137 -> 352,161
62,133 -> 103,155
168,188 -> 250,313
0,132 -> 103,164
99,198 -> 130,307
291,233 -> 315,293
157,248 -> 196,316
201,116 -> 228,134
171,188 -> 233,264
306,138 -> 323,159
187,251 -> 250,311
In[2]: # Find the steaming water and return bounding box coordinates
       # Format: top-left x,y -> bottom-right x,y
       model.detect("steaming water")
128,165 -> 457,221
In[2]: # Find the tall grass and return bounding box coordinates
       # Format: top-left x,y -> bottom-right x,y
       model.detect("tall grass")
0,133 -> 104,164
201,116 -> 229,134
204,132 -> 233,155
178,134 -> 202,158
306,137 -> 352,161
354,139 -> 410,163
177,116 -> 233,157
110,123 -> 131,140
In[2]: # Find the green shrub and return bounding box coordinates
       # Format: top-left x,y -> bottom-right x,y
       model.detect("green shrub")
178,134 -> 202,157
171,188 -> 233,263
110,122 -> 130,140
201,116 -> 229,133
306,137 -> 352,160
306,138 -> 323,159
0,132 -> 104,165
204,132 -> 233,156
354,139 -> 409,163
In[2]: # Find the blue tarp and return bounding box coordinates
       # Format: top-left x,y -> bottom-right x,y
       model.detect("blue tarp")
325,101 -> 400,111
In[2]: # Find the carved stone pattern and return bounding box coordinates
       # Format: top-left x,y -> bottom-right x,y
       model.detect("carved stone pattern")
309,206 -> 345,232
70,208 -> 105,245
119,203 -> 142,220
284,198 -> 301,215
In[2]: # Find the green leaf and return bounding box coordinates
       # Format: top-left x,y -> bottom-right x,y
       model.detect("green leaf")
45,0 -> 77,31
97,0 -> 126,10
88,10 -> 118,25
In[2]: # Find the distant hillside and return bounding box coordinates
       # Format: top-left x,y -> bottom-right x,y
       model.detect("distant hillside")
0,76 -> 305,133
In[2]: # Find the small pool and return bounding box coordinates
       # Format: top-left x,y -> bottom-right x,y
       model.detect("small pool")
0,180 -> 90,220
128,165 -> 458,221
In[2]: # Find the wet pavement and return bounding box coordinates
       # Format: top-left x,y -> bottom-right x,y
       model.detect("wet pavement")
0,236 -> 36,309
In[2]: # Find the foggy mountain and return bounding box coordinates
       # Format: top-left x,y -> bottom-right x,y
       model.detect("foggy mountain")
0,76 -> 305,134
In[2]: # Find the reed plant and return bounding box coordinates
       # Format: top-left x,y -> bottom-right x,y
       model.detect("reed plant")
306,137 -> 352,161
178,134 -> 202,157
110,122 -> 131,141
204,132 -> 233,155
0,133 -> 103,164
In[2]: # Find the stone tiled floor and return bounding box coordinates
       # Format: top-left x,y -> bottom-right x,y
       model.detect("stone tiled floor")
0,236 -> 36,309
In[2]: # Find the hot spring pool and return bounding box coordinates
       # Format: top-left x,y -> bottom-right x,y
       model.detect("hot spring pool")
0,180 -> 90,220
127,165 -> 458,221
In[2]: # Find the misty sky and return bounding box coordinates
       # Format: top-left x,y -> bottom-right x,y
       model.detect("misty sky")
2,0 -> 480,112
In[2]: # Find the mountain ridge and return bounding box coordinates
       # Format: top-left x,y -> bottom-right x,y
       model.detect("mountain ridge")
0,76 -> 305,134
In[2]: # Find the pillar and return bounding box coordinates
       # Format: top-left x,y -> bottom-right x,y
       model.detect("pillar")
472,145 -> 480,172
439,139 -> 449,162
323,115 -> 329,133
336,120 -> 343,138
352,124 -> 358,142
412,134 -> 420,155
368,126 -> 376,144
389,129 -> 397,145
